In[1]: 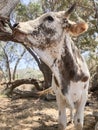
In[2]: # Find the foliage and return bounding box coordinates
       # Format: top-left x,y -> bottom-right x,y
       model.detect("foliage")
0,42 -> 26,81
16,2 -> 43,21
16,68 -> 43,80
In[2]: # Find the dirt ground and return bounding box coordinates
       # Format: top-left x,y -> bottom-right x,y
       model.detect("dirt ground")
0,95 -> 98,130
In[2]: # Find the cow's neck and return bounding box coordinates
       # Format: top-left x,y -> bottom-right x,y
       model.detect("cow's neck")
32,33 -> 71,93
33,32 -> 65,64
33,41 -> 64,86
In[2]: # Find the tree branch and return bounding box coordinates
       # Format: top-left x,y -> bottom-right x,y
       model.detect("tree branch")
11,86 -> 53,99
92,0 -> 98,28
1,78 -> 43,95
3,45 -> 11,81
0,0 -> 20,17
12,49 -> 26,80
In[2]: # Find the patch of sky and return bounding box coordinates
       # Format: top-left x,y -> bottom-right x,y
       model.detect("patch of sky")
9,44 -> 39,70
10,58 -> 39,70
20,0 -> 39,5
10,57 -> 39,70
82,51 -> 90,58
95,0 -> 98,3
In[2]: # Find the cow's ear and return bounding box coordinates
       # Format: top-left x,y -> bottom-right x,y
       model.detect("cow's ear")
69,22 -> 88,36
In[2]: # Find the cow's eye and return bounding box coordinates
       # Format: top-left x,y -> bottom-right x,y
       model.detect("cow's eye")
44,16 -> 54,22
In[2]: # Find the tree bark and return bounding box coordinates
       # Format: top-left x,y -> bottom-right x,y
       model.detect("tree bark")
12,86 -> 53,99
90,66 -> 98,96
0,0 -> 21,43
1,78 -> 42,95
12,49 -> 26,80
0,0 -> 20,17
24,46 -> 52,89
39,60 -> 52,89
92,0 -> 98,28
3,46 -> 11,82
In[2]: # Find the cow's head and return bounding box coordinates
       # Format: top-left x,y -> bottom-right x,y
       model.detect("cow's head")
14,4 -> 88,48
13,4 -> 89,94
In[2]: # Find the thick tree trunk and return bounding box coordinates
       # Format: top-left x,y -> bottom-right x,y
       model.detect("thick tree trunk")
24,46 -> 52,89
12,49 -> 26,80
0,0 -> 20,17
90,66 -> 98,98
1,78 -> 42,95
12,86 -> 53,99
0,0 -> 21,42
39,60 -> 52,89
3,47 -> 11,81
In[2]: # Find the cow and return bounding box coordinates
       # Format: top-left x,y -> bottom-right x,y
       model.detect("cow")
13,4 -> 90,130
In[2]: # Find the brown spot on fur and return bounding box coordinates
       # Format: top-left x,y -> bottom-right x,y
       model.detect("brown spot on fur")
81,76 -> 88,82
77,118 -> 80,123
64,41 -> 88,83
84,84 -> 87,89
54,76 -> 59,87
51,58 -> 57,67
59,111 -> 61,116
61,39 -> 81,81
30,23 -> 56,50
61,44 -> 75,80
32,30 -> 39,36
39,23 -> 56,36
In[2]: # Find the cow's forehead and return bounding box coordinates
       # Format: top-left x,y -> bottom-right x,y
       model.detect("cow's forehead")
42,11 -> 65,16
38,11 -> 66,20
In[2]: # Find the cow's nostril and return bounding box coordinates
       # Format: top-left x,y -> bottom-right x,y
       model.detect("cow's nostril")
13,23 -> 19,28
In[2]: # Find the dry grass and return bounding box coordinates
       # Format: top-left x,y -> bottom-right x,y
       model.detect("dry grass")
0,95 -> 97,130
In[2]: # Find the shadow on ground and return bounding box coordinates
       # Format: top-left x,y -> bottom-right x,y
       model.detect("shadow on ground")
0,96 -> 97,130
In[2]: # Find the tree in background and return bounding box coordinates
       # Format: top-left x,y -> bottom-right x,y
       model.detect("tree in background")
0,42 -> 26,81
